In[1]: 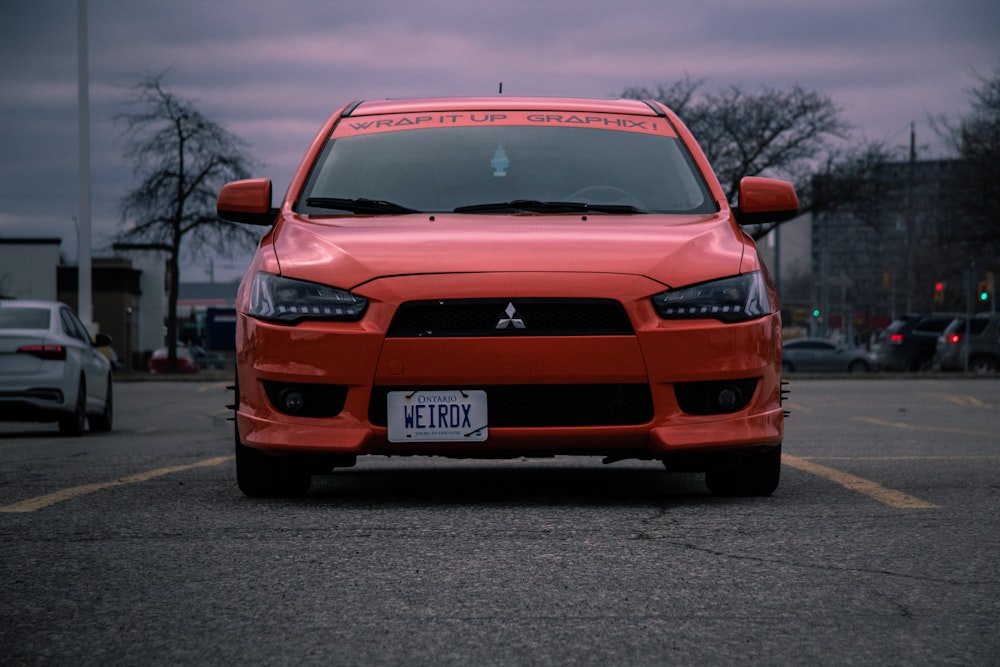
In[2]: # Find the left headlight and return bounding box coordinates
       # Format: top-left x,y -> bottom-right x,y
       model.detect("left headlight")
247,272 -> 368,323
652,272 -> 772,323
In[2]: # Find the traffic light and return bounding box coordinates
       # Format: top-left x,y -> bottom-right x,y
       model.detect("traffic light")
933,281 -> 945,303
980,272 -> 994,303
811,308 -> 821,318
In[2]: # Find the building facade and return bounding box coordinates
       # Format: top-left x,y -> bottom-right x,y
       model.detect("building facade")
808,158 -> 988,341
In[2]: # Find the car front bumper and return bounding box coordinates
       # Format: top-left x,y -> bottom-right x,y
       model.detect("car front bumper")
235,273 -> 783,460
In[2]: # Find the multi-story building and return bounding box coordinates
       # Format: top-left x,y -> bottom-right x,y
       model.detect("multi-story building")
806,158 -> 989,341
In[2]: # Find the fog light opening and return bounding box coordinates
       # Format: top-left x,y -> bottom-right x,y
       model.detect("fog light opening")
279,388 -> 306,414
717,386 -> 742,412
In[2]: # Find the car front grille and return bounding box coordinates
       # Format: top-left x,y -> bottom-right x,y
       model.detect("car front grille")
369,384 -> 653,427
386,299 -> 634,337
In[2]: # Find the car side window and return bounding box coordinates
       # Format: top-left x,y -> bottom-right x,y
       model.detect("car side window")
59,309 -> 77,340
915,319 -> 952,334
60,308 -> 90,344
968,320 -> 989,335
72,313 -> 92,344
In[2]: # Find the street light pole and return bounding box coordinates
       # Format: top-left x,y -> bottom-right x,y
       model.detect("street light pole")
77,0 -> 93,330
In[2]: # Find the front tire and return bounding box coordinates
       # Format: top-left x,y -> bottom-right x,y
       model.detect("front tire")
233,378 -> 310,498
705,444 -> 781,497
235,439 -> 311,498
969,356 -> 998,374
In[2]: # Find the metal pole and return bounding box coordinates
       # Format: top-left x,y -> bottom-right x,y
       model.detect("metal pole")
905,123 -> 915,313
77,0 -> 93,329
964,266 -> 974,372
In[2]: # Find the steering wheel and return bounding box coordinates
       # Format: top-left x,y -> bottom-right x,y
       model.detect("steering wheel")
566,185 -> 644,208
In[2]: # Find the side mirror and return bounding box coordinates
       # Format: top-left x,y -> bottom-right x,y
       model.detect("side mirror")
94,333 -> 113,347
734,176 -> 799,226
217,178 -> 279,226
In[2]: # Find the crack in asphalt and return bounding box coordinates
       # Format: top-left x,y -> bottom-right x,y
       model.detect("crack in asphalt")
626,535 -> 997,586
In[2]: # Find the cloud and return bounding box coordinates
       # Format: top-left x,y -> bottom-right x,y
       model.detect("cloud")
1,0 -> 997,281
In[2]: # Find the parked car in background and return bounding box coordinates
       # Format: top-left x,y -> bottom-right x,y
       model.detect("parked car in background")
876,313 -> 960,372
188,344 -> 227,370
782,337 -> 876,373
217,95 -> 800,498
0,299 -> 114,435
932,313 -> 1000,373
147,346 -> 200,374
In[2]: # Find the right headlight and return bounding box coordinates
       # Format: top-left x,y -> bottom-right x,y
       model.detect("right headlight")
247,272 -> 367,323
652,272 -> 771,323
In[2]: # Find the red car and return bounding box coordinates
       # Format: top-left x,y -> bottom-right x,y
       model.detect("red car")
218,97 -> 798,498
147,346 -> 199,374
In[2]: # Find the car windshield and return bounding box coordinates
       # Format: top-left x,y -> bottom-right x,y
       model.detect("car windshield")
0,307 -> 51,330
297,125 -> 717,215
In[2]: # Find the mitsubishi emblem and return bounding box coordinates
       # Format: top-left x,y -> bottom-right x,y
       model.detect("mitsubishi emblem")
496,302 -> 525,329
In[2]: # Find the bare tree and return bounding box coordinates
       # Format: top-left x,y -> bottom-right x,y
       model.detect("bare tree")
807,141 -> 901,224
116,73 -> 259,372
623,79 -> 851,238
622,74 -> 705,117
931,67 -> 1000,259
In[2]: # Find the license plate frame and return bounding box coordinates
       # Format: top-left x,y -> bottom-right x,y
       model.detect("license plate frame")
386,390 -> 488,443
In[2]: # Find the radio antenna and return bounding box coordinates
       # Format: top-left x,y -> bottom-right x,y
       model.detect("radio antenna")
498,82 -> 503,95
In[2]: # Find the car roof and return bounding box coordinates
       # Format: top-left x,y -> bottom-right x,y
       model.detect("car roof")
783,338 -> 835,345
346,96 -> 664,118
0,299 -> 66,310
889,312 -> 961,328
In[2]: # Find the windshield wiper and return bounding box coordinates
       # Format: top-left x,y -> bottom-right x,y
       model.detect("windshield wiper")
453,200 -> 643,214
305,197 -> 419,214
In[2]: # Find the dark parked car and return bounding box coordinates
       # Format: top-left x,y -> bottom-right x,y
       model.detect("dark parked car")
188,345 -> 228,370
782,337 -> 875,373
932,313 -> 1000,373
876,313 -> 960,372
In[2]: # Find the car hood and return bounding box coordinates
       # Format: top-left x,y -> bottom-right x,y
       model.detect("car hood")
270,212 -> 750,290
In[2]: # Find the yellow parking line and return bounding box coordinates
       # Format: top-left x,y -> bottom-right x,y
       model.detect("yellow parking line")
855,417 -> 999,439
808,455 -> 1000,461
0,455 -> 234,513
197,382 -> 231,393
926,393 -> 997,409
782,453 -> 939,509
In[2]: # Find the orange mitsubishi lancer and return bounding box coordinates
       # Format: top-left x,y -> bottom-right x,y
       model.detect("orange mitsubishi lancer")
217,96 -> 798,498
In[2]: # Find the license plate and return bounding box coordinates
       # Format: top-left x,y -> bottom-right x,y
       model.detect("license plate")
387,390 -> 488,443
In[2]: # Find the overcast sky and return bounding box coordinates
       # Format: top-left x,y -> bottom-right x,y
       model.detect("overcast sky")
1,0 -> 997,282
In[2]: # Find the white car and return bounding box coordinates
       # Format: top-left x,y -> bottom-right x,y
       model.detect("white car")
0,299 -> 113,435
